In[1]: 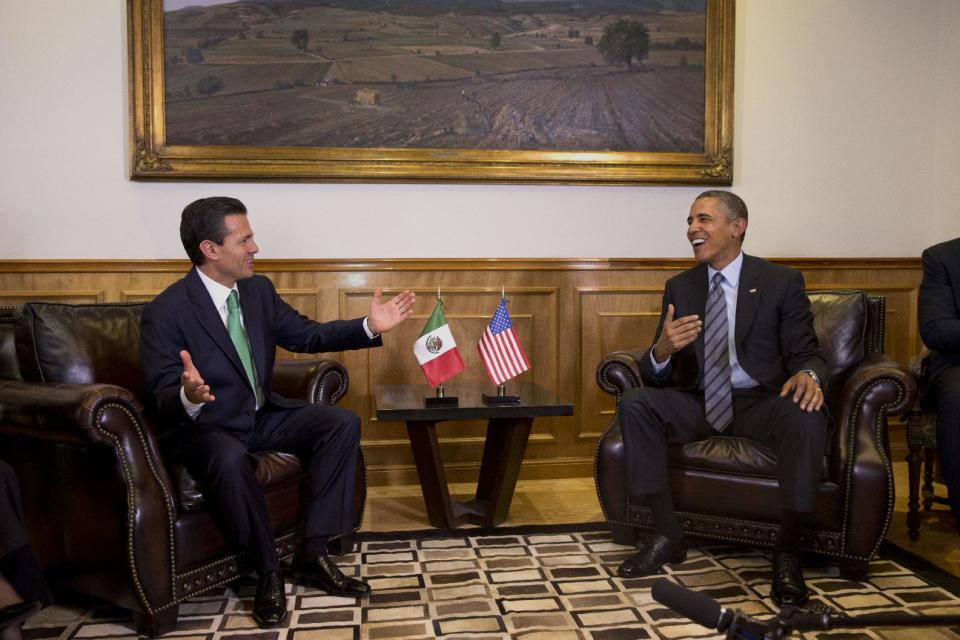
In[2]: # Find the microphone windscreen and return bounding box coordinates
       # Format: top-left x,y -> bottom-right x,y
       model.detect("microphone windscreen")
651,578 -> 722,629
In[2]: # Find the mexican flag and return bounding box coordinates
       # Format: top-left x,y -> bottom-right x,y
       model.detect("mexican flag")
413,299 -> 465,388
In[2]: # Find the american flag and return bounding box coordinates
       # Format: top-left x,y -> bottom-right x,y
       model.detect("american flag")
478,298 -> 530,385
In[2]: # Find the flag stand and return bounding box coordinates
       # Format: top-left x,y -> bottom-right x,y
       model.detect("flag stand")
424,384 -> 458,407
482,384 -> 520,405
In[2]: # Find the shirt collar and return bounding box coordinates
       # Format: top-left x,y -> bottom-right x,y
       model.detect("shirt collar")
195,267 -> 238,312
708,251 -> 744,287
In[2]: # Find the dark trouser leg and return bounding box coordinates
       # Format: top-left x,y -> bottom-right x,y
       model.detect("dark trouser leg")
160,426 -> 279,572
251,404 -> 360,540
0,461 -> 28,559
0,460 -> 52,606
728,392 -> 823,608
931,366 -> 960,528
0,547 -> 51,607
620,387 -> 714,496
729,392 -> 828,514
619,387 -> 714,540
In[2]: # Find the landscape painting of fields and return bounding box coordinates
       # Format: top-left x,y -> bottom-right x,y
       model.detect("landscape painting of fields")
162,0 -> 708,153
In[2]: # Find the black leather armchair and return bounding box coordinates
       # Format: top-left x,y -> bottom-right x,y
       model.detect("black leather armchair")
594,291 -> 915,579
0,302 -> 366,636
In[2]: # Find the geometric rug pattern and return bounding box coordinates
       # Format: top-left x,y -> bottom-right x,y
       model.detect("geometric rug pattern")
21,526 -> 960,640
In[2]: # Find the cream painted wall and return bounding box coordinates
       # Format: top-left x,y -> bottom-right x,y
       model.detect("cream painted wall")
934,0 -> 960,242
0,0 -> 956,259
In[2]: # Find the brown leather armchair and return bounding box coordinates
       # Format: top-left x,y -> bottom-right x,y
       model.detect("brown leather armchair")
0,302 -> 367,636
595,291 -> 916,579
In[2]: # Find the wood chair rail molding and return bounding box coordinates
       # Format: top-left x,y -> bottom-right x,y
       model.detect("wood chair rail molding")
0,257 -> 923,272
0,258 -> 922,485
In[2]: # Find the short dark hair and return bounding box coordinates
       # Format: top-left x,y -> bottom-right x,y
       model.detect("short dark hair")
694,190 -> 748,241
180,197 -> 247,266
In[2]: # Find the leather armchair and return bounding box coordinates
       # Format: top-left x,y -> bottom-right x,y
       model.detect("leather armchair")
0,302 -> 366,636
595,291 -> 916,579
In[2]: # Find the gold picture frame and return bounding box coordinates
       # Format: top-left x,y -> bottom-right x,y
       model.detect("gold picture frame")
129,0 -> 734,184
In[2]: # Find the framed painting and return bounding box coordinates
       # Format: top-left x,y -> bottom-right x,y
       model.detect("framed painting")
129,0 -> 734,184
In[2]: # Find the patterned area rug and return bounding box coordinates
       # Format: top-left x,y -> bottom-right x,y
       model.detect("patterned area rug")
21,524 -> 960,640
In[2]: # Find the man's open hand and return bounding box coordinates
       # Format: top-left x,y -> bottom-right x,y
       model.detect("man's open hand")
368,289 -> 416,334
181,350 -> 215,404
652,304 -> 702,363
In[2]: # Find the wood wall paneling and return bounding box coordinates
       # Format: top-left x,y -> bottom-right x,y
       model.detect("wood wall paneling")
0,259 -> 922,484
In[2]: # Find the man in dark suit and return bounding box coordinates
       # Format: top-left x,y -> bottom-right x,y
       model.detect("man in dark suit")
1,460 -> 50,640
918,237 -> 960,532
140,197 -> 416,628
616,191 -> 828,608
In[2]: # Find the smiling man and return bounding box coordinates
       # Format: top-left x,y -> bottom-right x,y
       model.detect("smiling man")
140,197 -> 416,627
616,191 -> 828,608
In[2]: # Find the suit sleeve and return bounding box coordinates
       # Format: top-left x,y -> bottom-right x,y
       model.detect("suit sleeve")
778,270 -> 829,386
919,247 -> 960,351
139,303 -> 191,429
269,284 -> 383,354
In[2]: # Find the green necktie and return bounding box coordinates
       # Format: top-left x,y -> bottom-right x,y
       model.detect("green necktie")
227,290 -> 263,405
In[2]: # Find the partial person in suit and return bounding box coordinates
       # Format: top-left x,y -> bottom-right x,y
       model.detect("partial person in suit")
616,191 -> 828,608
0,459 -> 52,640
140,197 -> 416,628
918,237 -> 960,532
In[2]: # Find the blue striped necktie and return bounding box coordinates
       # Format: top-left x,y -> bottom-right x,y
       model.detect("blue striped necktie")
703,273 -> 733,432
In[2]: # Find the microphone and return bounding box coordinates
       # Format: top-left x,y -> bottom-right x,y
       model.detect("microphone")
650,578 -> 770,639
652,577 -> 960,639
650,578 -> 725,629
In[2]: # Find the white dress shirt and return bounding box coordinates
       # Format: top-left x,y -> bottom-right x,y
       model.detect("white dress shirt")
650,252 -> 760,389
180,268 -> 377,418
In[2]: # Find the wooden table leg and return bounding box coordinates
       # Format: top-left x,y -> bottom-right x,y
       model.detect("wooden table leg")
907,444 -> 922,541
406,420 -> 459,528
472,417 -> 533,526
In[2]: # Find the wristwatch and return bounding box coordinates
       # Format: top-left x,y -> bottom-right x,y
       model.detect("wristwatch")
801,369 -> 821,387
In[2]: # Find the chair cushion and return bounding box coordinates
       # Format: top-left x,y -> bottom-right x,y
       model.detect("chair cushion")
172,451 -> 305,511
15,302 -> 146,399
670,437 -> 779,477
670,436 -> 829,480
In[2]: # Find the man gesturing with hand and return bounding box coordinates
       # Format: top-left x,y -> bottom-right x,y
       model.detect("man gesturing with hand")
140,197 -> 415,628
616,192 -> 828,610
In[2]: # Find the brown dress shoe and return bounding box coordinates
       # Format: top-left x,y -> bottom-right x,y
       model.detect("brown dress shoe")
770,551 -> 809,607
292,552 -> 371,597
617,534 -> 687,578
252,571 -> 287,628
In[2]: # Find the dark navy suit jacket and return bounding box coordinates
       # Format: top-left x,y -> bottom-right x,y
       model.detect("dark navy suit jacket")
919,237 -> 960,386
140,267 -> 381,435
638,254 -> 828,392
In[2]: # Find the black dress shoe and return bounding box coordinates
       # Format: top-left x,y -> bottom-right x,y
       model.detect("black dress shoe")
617,534 -> 687,578
252,571 -> 287,628
770,551 -> 809,608
0,601 -> 41,632
292,552 -> 371,597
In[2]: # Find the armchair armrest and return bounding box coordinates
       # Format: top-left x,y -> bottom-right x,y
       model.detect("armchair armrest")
835,354 -> 916,426
0,380 -> 144,442
830,354 -> 916,558
0,380 -> 178,616
272,358 -> 349,406
596,349 -> 647,397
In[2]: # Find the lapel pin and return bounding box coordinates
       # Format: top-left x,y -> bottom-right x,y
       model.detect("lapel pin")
749,288 -> 758,294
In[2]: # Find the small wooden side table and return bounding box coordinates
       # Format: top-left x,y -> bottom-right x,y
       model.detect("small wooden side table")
375,382 -> 573,528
